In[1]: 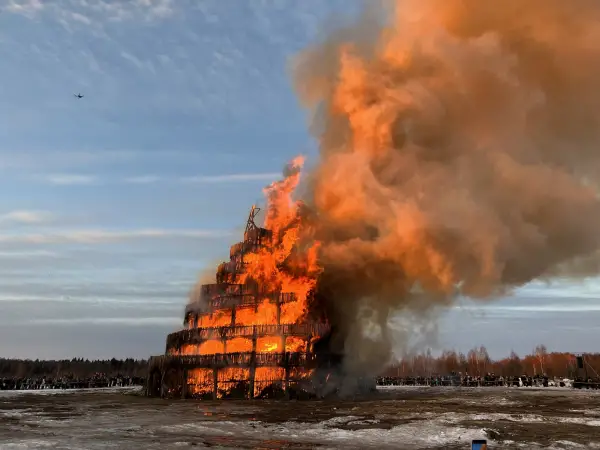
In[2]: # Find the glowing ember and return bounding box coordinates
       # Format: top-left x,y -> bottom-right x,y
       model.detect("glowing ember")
187,368 -> 213,397
199,340 -> 224,355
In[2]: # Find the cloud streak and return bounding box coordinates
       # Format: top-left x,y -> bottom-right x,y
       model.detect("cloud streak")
0,250 -> 60,258
0,210 -> 54,225
3,0 -> 176,23
0,228 -> 231,244
35,172 -> 281,185
122,175 -> 162,184
23,317 -> 182,326
3,0 -> 43,17
180,173 -> 281,184
0,294 -> 180,305
43,174 -> 98,185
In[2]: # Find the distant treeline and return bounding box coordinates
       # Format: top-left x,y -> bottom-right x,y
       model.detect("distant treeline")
382,346 -> 600,379
3,346 -> 599,380
0,358 -> 148,379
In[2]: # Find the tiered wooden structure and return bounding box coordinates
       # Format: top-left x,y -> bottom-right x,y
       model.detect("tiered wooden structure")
146,206 -> 330,399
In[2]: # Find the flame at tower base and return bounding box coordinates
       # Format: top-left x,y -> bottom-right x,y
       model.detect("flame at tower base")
145,206 -> 376,400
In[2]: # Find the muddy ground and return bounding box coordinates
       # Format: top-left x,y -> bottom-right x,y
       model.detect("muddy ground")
0,386 -> 599,449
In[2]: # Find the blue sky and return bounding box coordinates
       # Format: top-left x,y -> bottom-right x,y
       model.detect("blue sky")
0,0 -> 598,360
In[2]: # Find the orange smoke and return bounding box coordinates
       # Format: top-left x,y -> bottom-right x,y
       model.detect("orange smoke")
289,0 -> 600,373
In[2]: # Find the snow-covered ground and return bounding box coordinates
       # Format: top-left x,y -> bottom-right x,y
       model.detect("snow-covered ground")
157,415 -> 488,449
1,386 -> 599,449
0,386 -> 142,399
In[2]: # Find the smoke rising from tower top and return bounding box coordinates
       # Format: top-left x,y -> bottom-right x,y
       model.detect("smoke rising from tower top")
290,0 -> 600,371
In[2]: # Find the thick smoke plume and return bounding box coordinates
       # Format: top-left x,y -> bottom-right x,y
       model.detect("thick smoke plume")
291,0 -> 600,375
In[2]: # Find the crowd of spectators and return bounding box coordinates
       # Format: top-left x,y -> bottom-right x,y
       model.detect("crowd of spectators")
0,373 -> 145,391
0,358 -> 148,391
376,372 -> 574,388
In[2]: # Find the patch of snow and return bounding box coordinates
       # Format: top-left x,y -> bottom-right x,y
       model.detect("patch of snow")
437,412 -> 545,424
568,408 -> 600,417
0,440 -> 57,449
160,416 -> 490,449
547,441 -> 587,449
0,409 -> 33,419
555,417 -> 600,427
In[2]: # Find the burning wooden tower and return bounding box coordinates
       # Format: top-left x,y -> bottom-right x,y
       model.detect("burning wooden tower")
146,205 -> 331,399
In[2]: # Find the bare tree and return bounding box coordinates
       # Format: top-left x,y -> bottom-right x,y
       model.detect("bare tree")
467,349 -> 479,375
506,351 -> 522,376
477,346 -> 491,374
458,352 -> 468,373
535,344 -> 548,374
441,350 -> 459,373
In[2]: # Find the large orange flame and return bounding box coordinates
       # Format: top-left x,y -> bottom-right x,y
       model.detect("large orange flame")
176,156 -> 323,397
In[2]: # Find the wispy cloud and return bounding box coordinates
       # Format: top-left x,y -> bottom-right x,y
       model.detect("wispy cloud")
37,173 -> 280,185
21,317 -> 182,326
118,49 -> 158,76
123,175 -> 161,184
69,11 -> 92,25
0,294 -> 180,305
0,210 -> 54,225
120,51 -> 146,71
180,173 -> 280,183
3,0 -> 176,23
0,150 -> 220,172
0,228 -> 231,244
0,150 -> 133,171
0,249 -> 60,258
43,174 -> 98,185
3,0 -> 43,18
92,0 -> 175,21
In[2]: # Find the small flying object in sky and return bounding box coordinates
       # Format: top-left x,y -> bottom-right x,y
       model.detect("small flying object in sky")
74,93 -> 84,99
